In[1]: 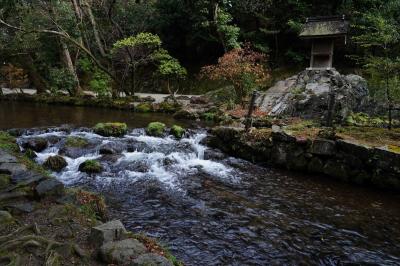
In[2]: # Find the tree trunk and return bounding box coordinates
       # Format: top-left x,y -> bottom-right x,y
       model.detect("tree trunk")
22,56 -> 49,94
61,41 -> 81,95
82,0 -> 106,57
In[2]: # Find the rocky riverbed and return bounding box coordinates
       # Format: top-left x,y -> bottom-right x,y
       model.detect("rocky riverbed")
0,131 -> 179,265
2,124 -> 399,265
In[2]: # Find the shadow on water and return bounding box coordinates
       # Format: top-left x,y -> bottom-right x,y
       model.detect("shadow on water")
16,126 -> 400,266
0,101 -> 196,129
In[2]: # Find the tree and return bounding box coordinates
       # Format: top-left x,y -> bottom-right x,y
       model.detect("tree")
112,33 -> 186,96
201,44 -> 269,104
353,1 -> 400,129
153,49 -> 187,94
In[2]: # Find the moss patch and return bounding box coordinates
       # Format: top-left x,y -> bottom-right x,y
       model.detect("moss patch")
93,122 -> 128,137
170,125 -> 185,139
158,102 -> 180,113
0,131 -> 19,152
78,160 -> 103,174
65,136 -> 89,148
146,122 -> 166,137
135,102 -> 153,113
43,156 -> 68,172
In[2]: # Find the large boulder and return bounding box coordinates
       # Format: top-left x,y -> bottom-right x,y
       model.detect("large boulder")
94,123 -> 128,137
35,178 -> 65,197
255,69 -> 369,121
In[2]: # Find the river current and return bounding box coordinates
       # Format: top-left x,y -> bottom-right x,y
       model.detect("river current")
15,126 -> 400,266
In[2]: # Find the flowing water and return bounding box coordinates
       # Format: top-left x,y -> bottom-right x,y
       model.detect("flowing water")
2,101 -> 400,265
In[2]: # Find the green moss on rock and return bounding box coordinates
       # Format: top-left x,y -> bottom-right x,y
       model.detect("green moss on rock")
65,136 -> 89,147
170,125 -> 185,139
135,102 -> 153,113
94,122 -> 128,137
79,160 -> 103,173
146,122 -> 166,137
43,155 -> 68,172
0,131 -> 19,152
159,102 -> 180,113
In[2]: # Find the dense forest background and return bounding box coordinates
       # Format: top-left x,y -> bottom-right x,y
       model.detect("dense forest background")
0,0 -> 399,103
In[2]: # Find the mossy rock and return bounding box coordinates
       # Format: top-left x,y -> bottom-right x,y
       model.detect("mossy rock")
201,112 -> 217,121
0,131 -> 20,152
65,136 -> 89,148
158,102 -> 180,113
170,125 -> 185,139
79,160 -> 103,174
135,102 -> 153,113
146,122 -> 166,137
0,210 -> 14,225
43,155 -> 68,172
94,122 -> 128,137
0,174 -> 11,189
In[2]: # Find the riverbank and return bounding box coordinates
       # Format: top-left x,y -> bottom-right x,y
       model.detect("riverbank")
0,131 -> 180,265
208,124 -> 400,191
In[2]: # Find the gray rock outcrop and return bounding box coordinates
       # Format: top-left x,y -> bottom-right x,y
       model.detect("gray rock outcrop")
256,69 -> 369,120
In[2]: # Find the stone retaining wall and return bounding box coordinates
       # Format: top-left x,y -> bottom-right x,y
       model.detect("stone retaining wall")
208,127 -> 400,191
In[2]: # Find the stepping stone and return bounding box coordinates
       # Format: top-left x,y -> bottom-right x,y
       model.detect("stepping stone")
0,163 -> 27,176
11,171 -> 44,184
5,202 -> 34,214
0,150 -> 18,163
89,220 -> 127,247
35,178 -> 64,197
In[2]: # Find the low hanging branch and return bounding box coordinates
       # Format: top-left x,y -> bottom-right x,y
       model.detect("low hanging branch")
0,17 -> 117,84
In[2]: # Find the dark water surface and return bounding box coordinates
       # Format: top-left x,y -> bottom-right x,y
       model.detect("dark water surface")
0,101 -> 191,129
3,102 -> 400,265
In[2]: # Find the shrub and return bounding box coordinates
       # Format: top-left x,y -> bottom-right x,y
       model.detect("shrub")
146,122 -> 166,137
201,44 -> 269,104
93,123 -> 128,137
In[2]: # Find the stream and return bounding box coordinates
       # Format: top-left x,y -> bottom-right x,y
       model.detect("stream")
2,101 -> 400,265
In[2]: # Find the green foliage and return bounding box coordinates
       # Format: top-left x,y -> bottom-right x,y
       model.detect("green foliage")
113,33 -> 162,51
78,58 -> 111,97
0,131 -> 19,152
146,122 -> 166,137
49,68 -> 77,95
93,123 -> 128,137
170,125 -> 185,139
345,112 -> 399,127
353,2 -> 400,102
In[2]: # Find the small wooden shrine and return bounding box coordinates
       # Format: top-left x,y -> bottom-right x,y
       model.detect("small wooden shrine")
299,16 -> 349,70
